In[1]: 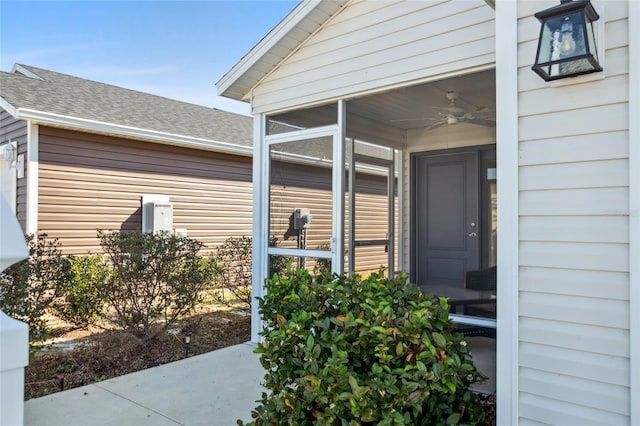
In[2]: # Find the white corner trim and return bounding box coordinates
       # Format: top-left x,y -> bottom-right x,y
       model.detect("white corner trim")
495,1 -> 519,425
26,122 -> 39,234
14,108 -> 253,157
628,0 -> 639,422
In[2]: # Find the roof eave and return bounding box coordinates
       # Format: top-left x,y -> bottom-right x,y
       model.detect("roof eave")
0,97 -> 18,118
216,0 -> 348,101
16,108 -> 253,157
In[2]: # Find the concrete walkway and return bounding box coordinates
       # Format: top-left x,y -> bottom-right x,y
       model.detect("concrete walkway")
24,342 -> 264,426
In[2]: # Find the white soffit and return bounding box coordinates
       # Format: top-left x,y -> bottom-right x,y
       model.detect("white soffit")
216,0 -> 348,101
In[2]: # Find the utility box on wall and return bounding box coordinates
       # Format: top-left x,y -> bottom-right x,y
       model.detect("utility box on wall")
293,208 -> 312,230
141,195 -> 173,233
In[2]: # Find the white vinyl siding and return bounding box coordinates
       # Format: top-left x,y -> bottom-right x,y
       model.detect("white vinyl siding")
252,0 -> 495,114
516,1 -> 630,424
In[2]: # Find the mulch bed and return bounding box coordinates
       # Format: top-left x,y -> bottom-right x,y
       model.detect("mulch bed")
25,310 -> 496,425
25,309 -> 251,400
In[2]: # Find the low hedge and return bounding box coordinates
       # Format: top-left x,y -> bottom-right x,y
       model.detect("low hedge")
246,268 -> 486,425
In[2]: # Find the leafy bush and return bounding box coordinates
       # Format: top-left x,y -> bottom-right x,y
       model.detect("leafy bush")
53,254 -> 111,328
314,243 -> 332,275
98,231 -> 216,339
215,236 -> 290,311
247,268 -> 486,425
0,233 -> 71,341
215,236 -> 253,309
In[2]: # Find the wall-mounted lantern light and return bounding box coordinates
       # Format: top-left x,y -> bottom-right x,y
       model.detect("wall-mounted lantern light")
532,0 -> 602,81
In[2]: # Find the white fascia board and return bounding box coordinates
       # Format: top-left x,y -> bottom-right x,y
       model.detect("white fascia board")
11,64 -> 44,81
0,97 -> 18,118
217,1 -> 348,100
216,1 -> 315,97
15,108 -> 252,157
11,64 -> 44,80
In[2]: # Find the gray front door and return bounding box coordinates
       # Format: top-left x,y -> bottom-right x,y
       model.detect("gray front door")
413,151 -> 480,288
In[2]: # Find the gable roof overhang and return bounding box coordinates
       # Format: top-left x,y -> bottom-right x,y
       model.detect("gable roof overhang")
216,0 -> 349,103
217,0 -> 496,105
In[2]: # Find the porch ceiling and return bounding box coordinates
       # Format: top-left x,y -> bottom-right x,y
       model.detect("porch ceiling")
271,68 -> 496,149
347,69 -> 496,131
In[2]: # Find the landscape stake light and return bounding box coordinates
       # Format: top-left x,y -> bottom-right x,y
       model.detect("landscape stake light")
183,331 -> 192,358
532,0 -> 602,81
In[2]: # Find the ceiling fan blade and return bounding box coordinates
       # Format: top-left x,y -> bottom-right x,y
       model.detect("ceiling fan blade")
471,108 -> 495,116
389,117 -> 439,123
426,121 -> 447,131
464,118 -> 496,127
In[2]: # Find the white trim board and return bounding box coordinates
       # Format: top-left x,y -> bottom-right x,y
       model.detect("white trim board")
14,108 -> 253,157
495,1 -> 519,424
26,122 -> 39,234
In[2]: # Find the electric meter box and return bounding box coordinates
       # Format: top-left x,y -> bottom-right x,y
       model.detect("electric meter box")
143,202 -> 173,233
293,208 -> 312,230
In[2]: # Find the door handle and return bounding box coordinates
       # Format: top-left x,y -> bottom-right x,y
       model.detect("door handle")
466,232 -> 477,237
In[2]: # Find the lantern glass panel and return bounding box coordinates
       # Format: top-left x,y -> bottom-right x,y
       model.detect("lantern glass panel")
542,11 -> 587,61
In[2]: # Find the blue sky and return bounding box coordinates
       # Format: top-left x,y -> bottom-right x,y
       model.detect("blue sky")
0,1 -> 299,116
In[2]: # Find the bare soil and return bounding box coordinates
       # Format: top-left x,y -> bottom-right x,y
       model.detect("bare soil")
25,306 -> 251,400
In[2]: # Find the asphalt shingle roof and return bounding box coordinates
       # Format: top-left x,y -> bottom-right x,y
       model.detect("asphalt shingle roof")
0,64 -> 253,147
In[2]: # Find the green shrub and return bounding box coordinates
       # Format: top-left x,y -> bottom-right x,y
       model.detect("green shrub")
215,236 -> 290,311
247,268 -> 486,425
53,254 -> 110,328
313,243 -> 332,275
215,236 -> 253,310
98,230 -> 216,339
0,233 -> 71,341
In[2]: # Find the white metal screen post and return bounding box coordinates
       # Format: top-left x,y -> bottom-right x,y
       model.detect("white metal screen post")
333,100 -> 346,275
251,113 -> 268,343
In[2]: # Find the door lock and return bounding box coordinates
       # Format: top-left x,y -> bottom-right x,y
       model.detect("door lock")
466,232 -> 478,237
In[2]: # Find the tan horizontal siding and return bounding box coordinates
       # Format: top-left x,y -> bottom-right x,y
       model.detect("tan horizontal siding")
270,160 -> 396,272
37,126 -> 252,255
36,126 -> 396,270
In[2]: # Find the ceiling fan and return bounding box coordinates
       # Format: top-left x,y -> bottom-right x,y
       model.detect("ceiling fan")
391,91 -> 495,130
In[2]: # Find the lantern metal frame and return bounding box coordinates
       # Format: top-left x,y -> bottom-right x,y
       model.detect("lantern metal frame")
532,0 -> 603,82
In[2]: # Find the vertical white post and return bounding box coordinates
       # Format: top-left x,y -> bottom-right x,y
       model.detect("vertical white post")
0,197 -> 30,426
395,148 -> 405,273
332,100 -> 346,275
26,122 -> 38,234
251,113 -> 267,343
495,0 -> 519,424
